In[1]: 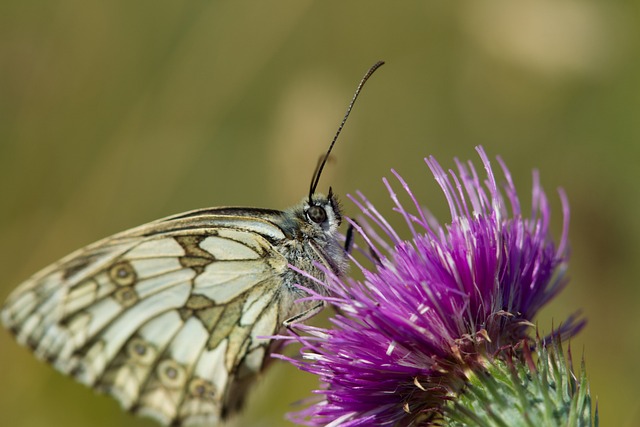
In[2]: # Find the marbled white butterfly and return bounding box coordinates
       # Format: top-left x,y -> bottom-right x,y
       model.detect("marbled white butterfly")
1,61 -> 384,426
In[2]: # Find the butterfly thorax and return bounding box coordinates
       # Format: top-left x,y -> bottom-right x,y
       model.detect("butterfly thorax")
272,193 -> 348,320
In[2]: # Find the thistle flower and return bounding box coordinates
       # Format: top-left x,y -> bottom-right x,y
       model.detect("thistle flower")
277,146 -> 585,426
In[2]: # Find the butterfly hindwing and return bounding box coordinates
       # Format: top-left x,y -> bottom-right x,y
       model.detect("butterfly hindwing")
2,209 -> 295,426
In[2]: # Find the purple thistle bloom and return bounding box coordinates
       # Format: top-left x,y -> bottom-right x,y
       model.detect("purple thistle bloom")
277,146 -> 581,426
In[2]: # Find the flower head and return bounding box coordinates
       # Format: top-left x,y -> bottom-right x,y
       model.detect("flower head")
278,146 -> 581,426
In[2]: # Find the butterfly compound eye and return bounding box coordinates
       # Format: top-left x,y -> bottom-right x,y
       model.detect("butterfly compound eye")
307,205 -> 327,224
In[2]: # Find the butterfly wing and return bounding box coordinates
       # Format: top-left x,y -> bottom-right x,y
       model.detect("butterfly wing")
2,208 -> 295,426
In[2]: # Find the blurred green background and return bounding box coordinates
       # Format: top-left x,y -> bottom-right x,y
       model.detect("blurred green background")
1,1 -> 638,426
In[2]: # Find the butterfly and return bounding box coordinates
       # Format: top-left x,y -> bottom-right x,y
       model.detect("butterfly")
1,61 -> 384,426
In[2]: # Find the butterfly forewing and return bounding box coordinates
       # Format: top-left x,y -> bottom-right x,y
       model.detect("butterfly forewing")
2,200 -> 346,426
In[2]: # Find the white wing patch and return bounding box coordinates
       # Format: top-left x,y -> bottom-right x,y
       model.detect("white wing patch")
1,224 -> 291,427
135,268 -> 195,299
200,236 -> 261,260
241,290 -> 276,326
195,260 -> 275,304
126,238 -> 185,259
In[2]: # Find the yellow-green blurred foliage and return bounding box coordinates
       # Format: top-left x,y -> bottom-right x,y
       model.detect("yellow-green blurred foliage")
1,1 -> 638,426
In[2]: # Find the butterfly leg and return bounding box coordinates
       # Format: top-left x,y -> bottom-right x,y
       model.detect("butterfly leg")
344,220 -> 382,265
283,301 -> 325,327
370,245 -> 382,265
344,223 -> 355,253
283,302 -> 324,343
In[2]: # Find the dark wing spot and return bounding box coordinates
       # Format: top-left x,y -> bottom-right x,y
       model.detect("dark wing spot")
109,261 -> 137,286
166,367 -> 177,379
185,294 -> 215,310
127,337 -> 149,359
134,343 -> 146,355
113,286 -> 139,307
178,307 -> 193,321
179,295 -> 224,330
175,235 -> 216,275
196,306 -> 225,333
189,378 -> 215,398
157,359 -> 184,388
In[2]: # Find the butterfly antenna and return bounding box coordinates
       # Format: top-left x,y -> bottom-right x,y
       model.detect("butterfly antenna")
308,60 -> 385,202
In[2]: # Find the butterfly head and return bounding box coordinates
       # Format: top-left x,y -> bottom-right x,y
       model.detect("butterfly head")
304,188 -> 342,233
281,189 -> 340,237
